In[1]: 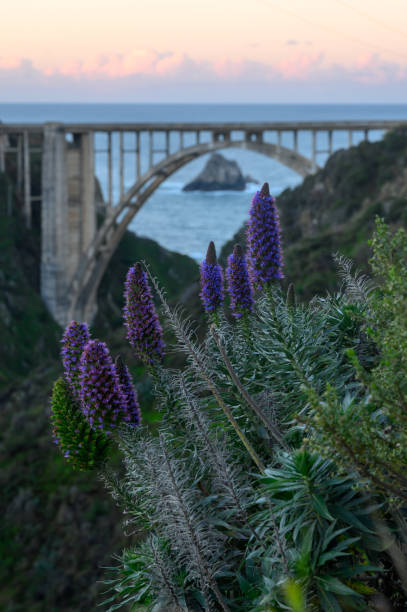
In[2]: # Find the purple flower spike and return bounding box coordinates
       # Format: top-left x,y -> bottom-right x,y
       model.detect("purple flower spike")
226,244 -> 254,318
79,340 -> 130,434
200,241 -> 224,313
61,321 -> 90,402
123,263 -> 165,364
115,356 -> 141,426
246,182 -> 284,290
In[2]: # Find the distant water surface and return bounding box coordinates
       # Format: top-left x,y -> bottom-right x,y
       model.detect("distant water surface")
1,103 -> 406,260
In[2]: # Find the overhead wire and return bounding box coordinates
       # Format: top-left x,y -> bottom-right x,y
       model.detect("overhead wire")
256,0 -> 407,62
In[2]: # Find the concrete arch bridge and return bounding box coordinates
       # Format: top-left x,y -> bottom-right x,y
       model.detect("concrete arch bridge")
0,120 -> 405,325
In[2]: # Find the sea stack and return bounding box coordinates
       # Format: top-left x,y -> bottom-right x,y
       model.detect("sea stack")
183,153 -> 246,191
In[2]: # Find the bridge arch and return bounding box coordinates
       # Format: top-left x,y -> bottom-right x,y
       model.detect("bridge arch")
69,139 -> 315,322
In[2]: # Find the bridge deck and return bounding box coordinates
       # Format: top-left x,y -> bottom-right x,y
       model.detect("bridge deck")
2,120 -> 407,132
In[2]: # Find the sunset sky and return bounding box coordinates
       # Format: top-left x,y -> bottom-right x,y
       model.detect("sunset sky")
1,0 -> 407,102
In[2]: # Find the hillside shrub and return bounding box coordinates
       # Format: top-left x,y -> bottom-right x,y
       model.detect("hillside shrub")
50,185 -> 407,611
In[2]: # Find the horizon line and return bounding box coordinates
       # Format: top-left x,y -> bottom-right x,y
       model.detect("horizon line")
1,101 -> 407,106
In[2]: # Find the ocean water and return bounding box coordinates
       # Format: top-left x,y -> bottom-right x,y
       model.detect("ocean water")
1,103 -> 407,260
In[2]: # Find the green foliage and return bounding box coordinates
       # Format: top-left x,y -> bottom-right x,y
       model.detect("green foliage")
254,451 -> 380,610
51,378 -> 110,471
369,218 -> 407,418
307,220 -> 407,502
103,536 -> 188,611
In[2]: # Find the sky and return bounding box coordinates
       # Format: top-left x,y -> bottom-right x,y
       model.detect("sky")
1,0 -> 407,102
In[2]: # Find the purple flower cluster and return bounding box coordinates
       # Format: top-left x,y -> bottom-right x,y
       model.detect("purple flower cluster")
61,321 -> 90,402
79,340 -> 139,433
246,182 -> 283,290
124,263 -> 165,364
226,244 -> 254,318
200,241 -> 224,313
115,356 -> 141,426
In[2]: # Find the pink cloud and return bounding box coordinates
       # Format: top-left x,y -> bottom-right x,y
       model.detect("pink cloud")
55,50 -> 161,77
0,57 -> 20,70
155,52 -> 187,75
1,50 -> 406,84
0,52 -> 407,102
278,52 -> 325,79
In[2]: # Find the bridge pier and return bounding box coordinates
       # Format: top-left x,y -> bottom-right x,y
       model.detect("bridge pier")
41,124 -> 97,327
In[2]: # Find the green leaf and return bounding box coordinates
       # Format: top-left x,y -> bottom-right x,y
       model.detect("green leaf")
317,575 -> 362,597
335,564 -> 382,578
237,573 -> 255,594
311,494 -> 334,520
302,524 -> 315,556
330,504 -> 373,533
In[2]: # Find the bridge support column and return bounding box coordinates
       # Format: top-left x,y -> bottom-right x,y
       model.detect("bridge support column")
41,123 -> 70,325
312,131 -> 317,172
23,131 -> 31,228
66,131 -> 97,323
41,124 -> 97,326
66,132 -> 96,279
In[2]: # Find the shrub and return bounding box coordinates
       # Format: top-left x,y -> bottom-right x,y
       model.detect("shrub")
49,186 -> 407,610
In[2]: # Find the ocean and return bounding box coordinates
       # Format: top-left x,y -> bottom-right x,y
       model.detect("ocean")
1,103 -> 407,261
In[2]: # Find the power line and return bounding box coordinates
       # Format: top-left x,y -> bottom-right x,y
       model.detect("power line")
256,0 -> 407,62
334,0 -> 407,41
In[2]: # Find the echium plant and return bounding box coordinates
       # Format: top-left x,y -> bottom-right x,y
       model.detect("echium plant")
247,182 -> 283,289
200,240 -> 224,316
52,322 -> 140,468
80,339 -> 139,433
52,321 -> 111,470
50,184 -> 407,611
226,244 -> 254,318
61,320 -> 90,401
124,262 -> 165,364
115,355 -> 141,426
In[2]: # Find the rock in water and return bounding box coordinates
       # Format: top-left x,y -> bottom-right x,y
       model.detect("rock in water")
183,153 -> 246,191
